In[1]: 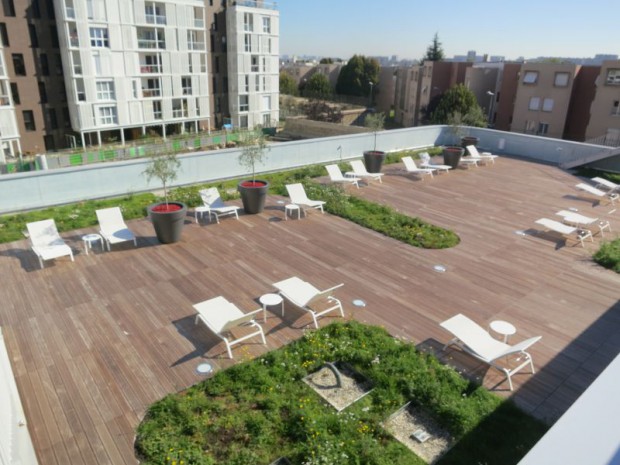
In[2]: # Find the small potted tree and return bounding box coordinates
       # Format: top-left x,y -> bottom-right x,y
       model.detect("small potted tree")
442,111 -> 466,169
363,112 -> 386,173
237,129 -> 270,214
143,151 -> 187,244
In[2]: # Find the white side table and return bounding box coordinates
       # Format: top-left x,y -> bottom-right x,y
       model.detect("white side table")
82,233 -> 104,255
284,204 -> 301,220
259,293 -> 284,322
489,320 -> 516,343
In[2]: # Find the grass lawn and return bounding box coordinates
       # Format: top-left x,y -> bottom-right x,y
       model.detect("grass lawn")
135,322 -> 547,465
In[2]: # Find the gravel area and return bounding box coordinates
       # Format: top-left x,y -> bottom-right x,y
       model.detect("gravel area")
303,363 -> 373,411
384,403 -> 453,464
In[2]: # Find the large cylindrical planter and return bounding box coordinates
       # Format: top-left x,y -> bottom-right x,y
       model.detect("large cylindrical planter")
442,146 -> 465,169
363,150 -> 386,173
148,202 -> 187,244
238,180 -> 269,214
461,136 -> 479,149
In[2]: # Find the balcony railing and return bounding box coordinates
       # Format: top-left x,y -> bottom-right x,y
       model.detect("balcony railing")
137,39 -> 165,49
188,42 -> 205,51
142,89 -> 161,97
230,0 -> 278,10
0,96 -> 10,106
145,14 -> 166,25
172,108 -> 188,118
140,65 -> 162,74
69,36 -> 79,47
193,18 -> 204,28
66,6 -> 75,18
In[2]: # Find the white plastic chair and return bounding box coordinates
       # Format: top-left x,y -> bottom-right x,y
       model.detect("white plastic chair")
401,156 -> 435,180
325,164 -> 360,188
285,183 -> 325,215
440,313 -> 542,391
346,160 -> 384,183
195,188 -> 240,224
273,276 -> 344,328
193,296 -> 266,359
26,219 -> 74,269
96,207 -> 137,251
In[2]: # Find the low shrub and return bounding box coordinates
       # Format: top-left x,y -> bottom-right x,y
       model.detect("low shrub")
593,239 -> 620,273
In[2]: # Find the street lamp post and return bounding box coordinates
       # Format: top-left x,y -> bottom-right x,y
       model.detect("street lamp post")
368,81 -> 374,107
486,91 -> 495,126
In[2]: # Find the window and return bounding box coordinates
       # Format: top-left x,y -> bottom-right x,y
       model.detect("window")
62,107 -> 71,127
244,34 -> 251,52
214,56 -> 219,73
50,26 -> 59,48
98,106 -> 117,125
554,72 -> 570,87
181,76 -> 192,95
40,54 -> 49,75
93,52 -> 101,75
38,81 -> 47,103
524,120 -> 536,133
44,135 -> 55,151
528,97 -> 540,111
542,98 -> 554,112
211,76 -> 217,93
243,13 -> 253,32
606,69 -> 620,85
47,108 -> 58,129
10,83 -> 19,104
239,94 -> 249,112
262,16 -> 270,33
96,80 -> 115,100
212,13 -> 218,31
210,34 -> 215,52
267,38 -> 271,54
89,27 -> 109,47
145,2 -> 166,25
262,57 -> 266,72
214,96 -> 221,113
2,0 -> 15,17
137,27 -> 165,49
55,54 -> 63,75
152,100 -> 162,119
262,95 -> 271,111
263,75 -> 267,91
28,24 -> 39,47
612,100 -> 620,116
262,113 -> 270,126
31,0 -> 40,18
537,122 -> 549,135
523,71 -> 538,84
0,23 -> 9,46
243,74 -> 249,92
143,78 -> 161,97
23,110 -> 35,130
172,98 -> 187,117
255,75 -> 260,91
46,0 -> 54,19
12,54 -> 26,75
251,55 -> 258,72
239,115 -> 248,128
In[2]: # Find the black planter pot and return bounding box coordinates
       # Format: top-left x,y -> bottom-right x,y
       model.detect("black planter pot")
238,180 -> 269,214
363,150 -> 386,173
442,146 -> 465,169
148,202 -> 187,244
461,136 -> 480,149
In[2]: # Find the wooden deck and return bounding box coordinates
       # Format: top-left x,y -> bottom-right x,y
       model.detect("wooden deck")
1,155 -> 619,465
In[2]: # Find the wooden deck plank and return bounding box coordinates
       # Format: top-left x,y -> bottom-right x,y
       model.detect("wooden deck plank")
0,156 -> 619,465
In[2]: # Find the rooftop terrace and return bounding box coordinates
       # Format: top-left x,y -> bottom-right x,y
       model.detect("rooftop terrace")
0,155 -> 618,464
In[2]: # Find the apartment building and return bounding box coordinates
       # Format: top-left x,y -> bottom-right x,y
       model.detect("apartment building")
226,0 -> 279,129
585,60 -> 620,144
464,64 -> 501,126
280,62 -> 343,89
0,0 -> 279,157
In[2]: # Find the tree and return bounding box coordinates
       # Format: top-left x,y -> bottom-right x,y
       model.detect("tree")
364,112 -> 385,151
279,72 -> 298,96
430,84 -> 486,128
335,55 -> 380,97
423,33 -> 445,62
303,73 -> 332,99
319,58 -> 333,64
302,101 -> 343,123
143,152 -> 180,207
238,129 -> 269,184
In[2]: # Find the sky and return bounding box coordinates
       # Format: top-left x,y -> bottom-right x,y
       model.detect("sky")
278,0 -> 620,61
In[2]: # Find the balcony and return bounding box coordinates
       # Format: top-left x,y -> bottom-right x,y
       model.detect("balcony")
140,64 -> 162,74
137,38 -> 165,50
145,14 -> 166,25
142,88 -> 161,98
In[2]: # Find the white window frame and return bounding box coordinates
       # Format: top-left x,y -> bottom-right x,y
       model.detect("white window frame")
606,69 -> 620,85
244,75 -> 249,92
523,71 -> 538,84
98,106 -> 117,125
262,95 -> 271,111
528,97 -> 540,111
554,72 -> 570,87
542,98 -> 554,112
537,122 -> 549,135
251,55 -> 259,72
244,12 -> 253,32
262,16 -> 271,33
181,76 -> 192,95
96,80 -> 115,100
244,34 -> 251,53
239,95 -> 249,112
89,27 -> 109,48
152,100 -> 162,119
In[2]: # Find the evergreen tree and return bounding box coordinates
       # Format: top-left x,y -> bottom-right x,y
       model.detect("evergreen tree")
303,73 -> 332,99
430,84 -> 486,127
279,72 -> 298,96
423,33 -> 445,62
335,55 -> 380,97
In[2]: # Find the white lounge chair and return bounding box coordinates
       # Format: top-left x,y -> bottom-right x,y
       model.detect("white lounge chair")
458,156 -> 480,168
345,160 -> 384,184
26,219 -> 74,269
193,296 -> 266,359
440,313 -> 542,391
466,145 -> 499,164
535,218 -> 593,247
195,187 -> 240,224
273,276 -> 344,328
401,156 -> 435,180
592,177 -> 620,193
555,210 -> 611,237
285,183 -> 325,215
325,164 -> 360,188
576,183 -> 618,206
419,152 -> 451,174
96,207 -> 137,251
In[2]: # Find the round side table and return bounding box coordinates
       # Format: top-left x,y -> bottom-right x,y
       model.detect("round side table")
489,320 -> 516,343
284,204 -> 301,220
82,233 -> 104,255
259,293 -> 284,322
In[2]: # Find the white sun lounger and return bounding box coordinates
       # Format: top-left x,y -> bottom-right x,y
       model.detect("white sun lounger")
195,187 -> 240,224
419,152 -> 451,174
96,207 -> 137,251
576,183 -> 618,206
555,210 -> 611,237
466,145 -> 499,164
592,177 -> 620,193
193,296 -> 266,359
285,183 -> 325,215
535,218 -> 593,247
326,164 -> 360,188
440,313 -> 542,391
26,219 -> 74,269
401,156 -> 435,180
345,159 -> 384,183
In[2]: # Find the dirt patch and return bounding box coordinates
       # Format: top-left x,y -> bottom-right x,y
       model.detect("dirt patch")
303,363 -> 373,411
384,403 -> 453,464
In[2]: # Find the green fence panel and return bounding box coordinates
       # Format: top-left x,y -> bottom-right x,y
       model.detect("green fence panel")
138,146 -> 145,157
213,136 -> 221,144
103,150 -> 115,161
193,138 -> 201,149
6,163 -> 15,173
128,147 -> 137,158
86,152 -> 98,163
69,154 -> 83,166
173,141 -> 182,152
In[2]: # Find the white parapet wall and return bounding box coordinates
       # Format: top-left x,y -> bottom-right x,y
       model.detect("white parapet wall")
0,328 -> 39,465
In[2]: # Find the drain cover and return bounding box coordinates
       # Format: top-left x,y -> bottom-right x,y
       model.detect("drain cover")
514,230 -> 526,236
433,265 -> 446,273
352,299 -> 366,307
196,363 -> 213,375
568,207 -> 579,212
